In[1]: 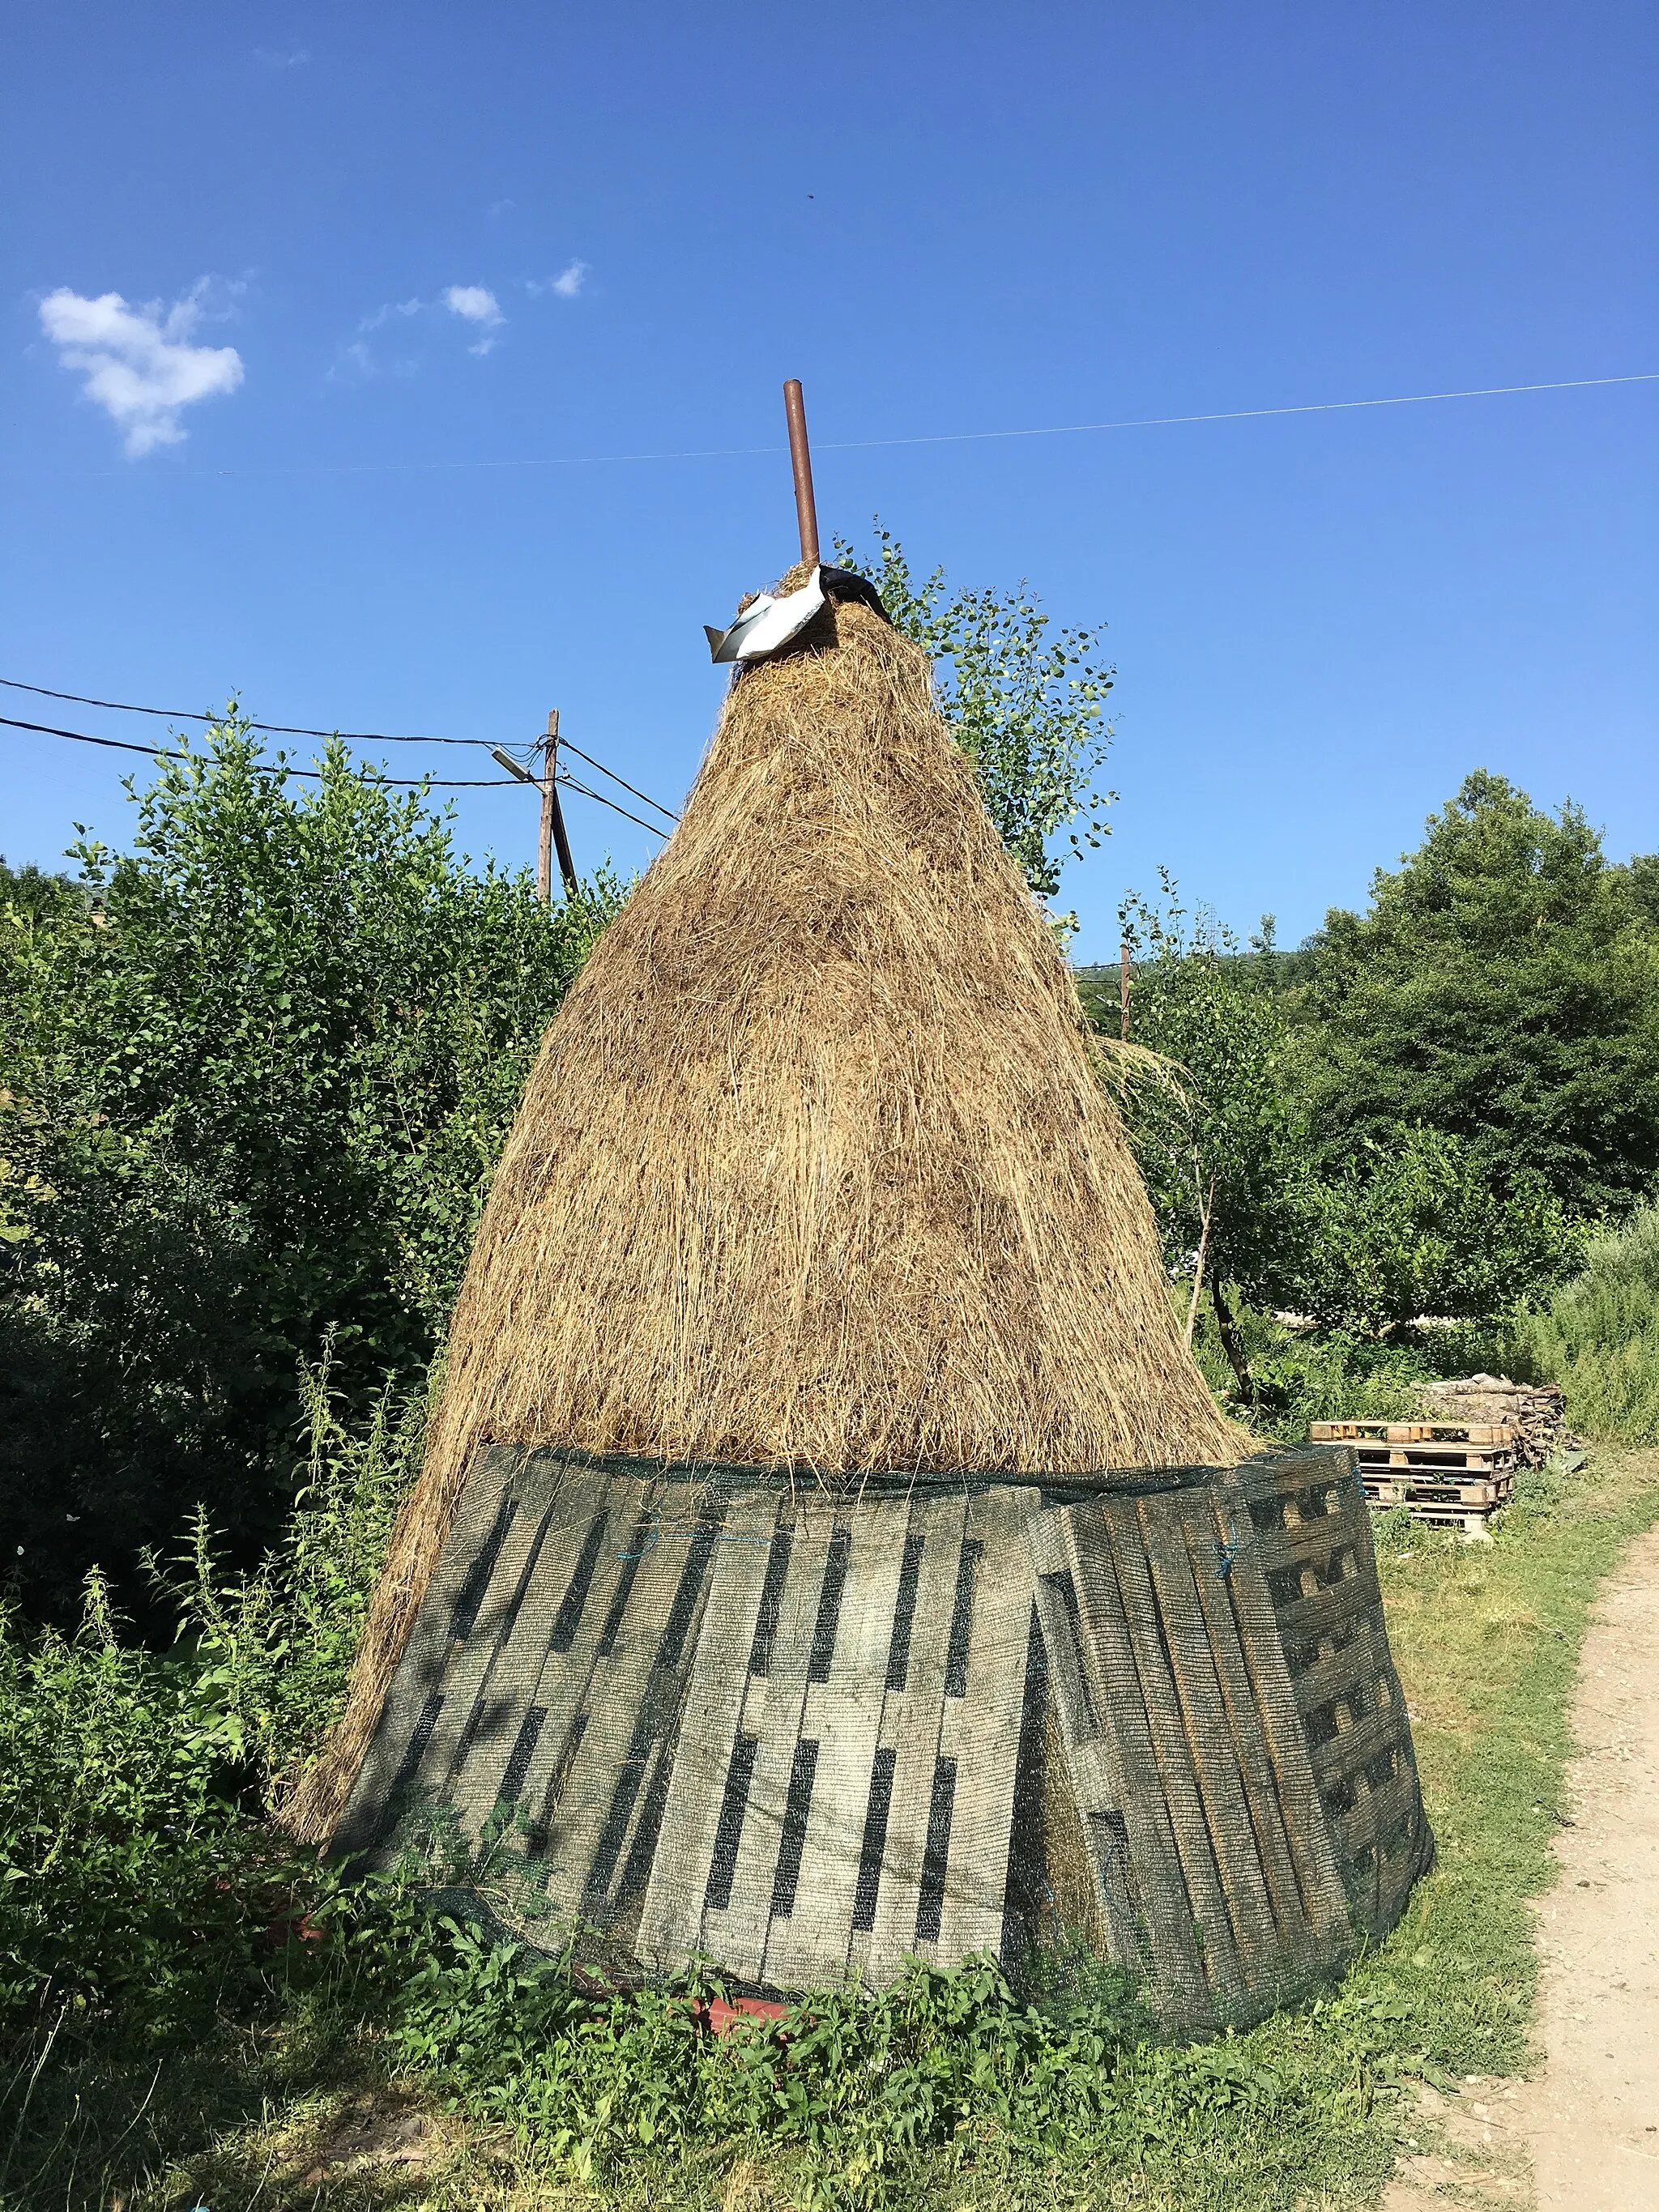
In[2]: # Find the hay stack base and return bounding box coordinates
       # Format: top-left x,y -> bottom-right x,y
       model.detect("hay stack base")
337,1443 -> 1431,2028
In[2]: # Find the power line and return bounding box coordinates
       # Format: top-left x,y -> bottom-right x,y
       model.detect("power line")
0,712 -> 516,785
0,675 -> 493,744
557,737 -> 680,824
0,711 -> 673,834
554,769 -> 677,838
70,368 -> 1649,480
0,676 -> 681,827
815,372 -> 1659,456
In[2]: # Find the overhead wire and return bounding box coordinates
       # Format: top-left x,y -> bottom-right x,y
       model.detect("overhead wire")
0,710 -> 675,833
556,737 -> 680,824
67,368 -> 1649,481
1,712 -> 520,786
553,772 -> 678,838
0,674 -> 681,829
0,675 -> 493,745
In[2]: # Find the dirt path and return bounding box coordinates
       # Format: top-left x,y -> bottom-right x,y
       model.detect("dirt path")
1523,1520 -> 1659,2205
1386,1523 -> 1659,2209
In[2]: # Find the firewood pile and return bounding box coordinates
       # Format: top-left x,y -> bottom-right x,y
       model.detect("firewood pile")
1420,1374 -> 1572,1466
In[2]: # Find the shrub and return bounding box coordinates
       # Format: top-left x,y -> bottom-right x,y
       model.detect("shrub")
0,722 -> 618,1610
0,1574 -> 279,2034
1289,1124 -> 1577,1336
1512,1204 -> 1659,1443
0,1351 -> 412,2045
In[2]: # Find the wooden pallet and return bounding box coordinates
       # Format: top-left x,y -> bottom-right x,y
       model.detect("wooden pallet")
1309,1424 -> 1521,1460
1312,1422 -> 1517,1481
1311,1421 -> 1518,1538
1396,1503 -> 1500,1541
1360,1468 -> 1512,1508
338,1442 -> 1431,2027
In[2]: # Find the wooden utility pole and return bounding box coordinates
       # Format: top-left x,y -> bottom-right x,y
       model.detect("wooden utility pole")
1120,940 -> 1132,1042
539,710 -> 578,901
783,379 -> 819,564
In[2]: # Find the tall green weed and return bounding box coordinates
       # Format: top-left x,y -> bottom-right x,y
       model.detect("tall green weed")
0,1349 -> 416,2045
1512,1203 -> 1659,1442
147,1341 -> 426,1805
0,1573 -> 275,2033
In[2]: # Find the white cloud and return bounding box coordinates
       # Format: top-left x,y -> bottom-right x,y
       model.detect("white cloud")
38,281 -> 244,456
254,45 -> 309,66
444,284 -> 503,326
335,286 -> 506,378
329,327 -> 419,382
527,260 -> 588,300
331,340 -> 377,381
357,296 -> 424,335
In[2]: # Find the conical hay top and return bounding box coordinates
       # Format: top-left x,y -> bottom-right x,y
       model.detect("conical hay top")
286,579 -> 1239,1842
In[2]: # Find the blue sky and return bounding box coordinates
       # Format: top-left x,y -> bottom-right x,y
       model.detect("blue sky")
4,1 -> 1654,960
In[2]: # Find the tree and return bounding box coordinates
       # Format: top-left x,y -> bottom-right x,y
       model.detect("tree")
1619,853 -> 1659,931
1296,773 -> 1659,1214
1082,879 -> 1302,1399
0,722 -> 619,1613
1087,871 -> 1579,1391
1290,1124 -> 1572,1337
835,526 -> 1115,899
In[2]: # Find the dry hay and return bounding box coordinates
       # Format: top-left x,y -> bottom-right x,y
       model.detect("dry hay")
286,572 -> 1239,1841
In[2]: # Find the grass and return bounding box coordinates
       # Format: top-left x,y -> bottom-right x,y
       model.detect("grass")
6,1448 -> 1654,2212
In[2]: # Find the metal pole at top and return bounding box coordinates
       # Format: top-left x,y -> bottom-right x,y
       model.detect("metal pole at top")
783,379 -> 819,565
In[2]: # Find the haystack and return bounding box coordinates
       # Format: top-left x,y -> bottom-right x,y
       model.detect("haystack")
289,396 -> 1430,2024
293,564 -> 1235,1832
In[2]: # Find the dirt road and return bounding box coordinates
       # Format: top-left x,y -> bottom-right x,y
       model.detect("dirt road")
1386,1523 -> 1659,2209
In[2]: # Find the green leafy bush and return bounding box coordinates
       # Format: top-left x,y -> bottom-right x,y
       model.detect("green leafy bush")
1105,879 -> 1303,1319
0,722 -> 618,1609
1512,1204 -> 1659,1442
148,1343 -> 426,1805
1290,1123 -> 1576,1336
0,1349 -> 415,2039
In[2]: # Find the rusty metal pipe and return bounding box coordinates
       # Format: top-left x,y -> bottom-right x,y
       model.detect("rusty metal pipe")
783,379 -> 819,565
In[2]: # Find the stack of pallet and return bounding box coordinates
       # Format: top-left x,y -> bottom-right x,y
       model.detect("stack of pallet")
1308,1419 -> 1519,1538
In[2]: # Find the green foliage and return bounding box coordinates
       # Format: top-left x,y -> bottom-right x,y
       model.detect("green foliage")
0,1573 -> 293,2035
1290,1123 -> 1576,1336
1184,1297 -> 1516,1440
835,525 -> 1115,899
1100,876 -> 1301,1314
1512,1203 -> 1659,1443
0,855 -> 82,927
0,1354 -> 412,2042
1188,1303 -> 1431,1435
147,1342 -> 426,1802
0,720 -> 619,1609
1090,869 -> 1584,1375
1297,771 -> 1659,1214
1618,851 -> 1659,930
